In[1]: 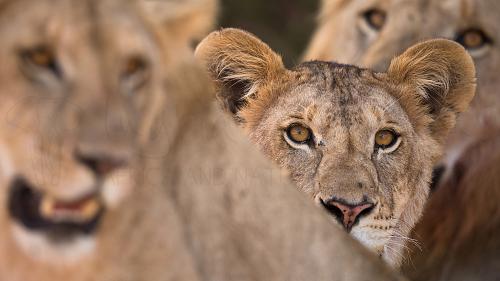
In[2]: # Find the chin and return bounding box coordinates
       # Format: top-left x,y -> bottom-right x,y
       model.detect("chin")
12,223 -> 96,265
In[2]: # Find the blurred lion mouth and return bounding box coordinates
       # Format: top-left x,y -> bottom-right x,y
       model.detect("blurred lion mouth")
8,177 -> 104,241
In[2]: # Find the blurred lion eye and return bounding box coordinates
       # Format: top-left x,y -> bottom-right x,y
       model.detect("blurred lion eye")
456,29 -> 491,50
123,57 -> 147,77
21,46 -> 60,75
375,129 -> 399,150
286,124 -> 312,144
122,56 -> 150,92
363,8 -> 386,31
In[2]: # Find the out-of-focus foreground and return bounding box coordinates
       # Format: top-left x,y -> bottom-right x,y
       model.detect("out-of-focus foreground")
0,0 -> 402,280
0,0 -> 498,280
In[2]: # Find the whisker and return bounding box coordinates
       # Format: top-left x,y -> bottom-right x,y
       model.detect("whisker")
387,231 -> 422,251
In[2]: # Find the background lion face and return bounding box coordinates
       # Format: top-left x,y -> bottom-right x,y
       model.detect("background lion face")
0,0 -> 165,264
305,0 -> 500,159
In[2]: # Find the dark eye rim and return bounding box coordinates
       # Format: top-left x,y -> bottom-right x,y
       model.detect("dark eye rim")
455,28 -> 493,50
374,129 -> 400,150
122,56 -> 150,79
362,8 -> 387,31
19,46 -> 61,77
285,123 -> 314,145
120,56 -> 151,93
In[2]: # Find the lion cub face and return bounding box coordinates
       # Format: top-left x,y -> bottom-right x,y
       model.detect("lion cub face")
196,29 -> 476,266
0,0 -> 166,264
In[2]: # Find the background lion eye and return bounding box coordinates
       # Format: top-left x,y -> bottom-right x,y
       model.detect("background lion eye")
456,29 -> 491,50
363,8 -> 386,31
121,56 -> 150,92
287,124 -> 312,143
123,57 -> 147,77
21,46 -> 60,75
375,130 -> 397,148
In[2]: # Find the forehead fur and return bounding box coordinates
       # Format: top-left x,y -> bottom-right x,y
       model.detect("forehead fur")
241,61 -> 402,130
0,0 -> 160,52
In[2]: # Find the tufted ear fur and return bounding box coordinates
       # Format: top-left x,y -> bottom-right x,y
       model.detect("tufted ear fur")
387,39 -> 476,144
140,0 -> 218,44
319,0 -> 350,20
195,28 -> 286,117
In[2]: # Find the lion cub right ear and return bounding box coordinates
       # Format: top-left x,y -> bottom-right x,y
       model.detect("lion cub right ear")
387,39 -> 476,145
195,28 -> 286,118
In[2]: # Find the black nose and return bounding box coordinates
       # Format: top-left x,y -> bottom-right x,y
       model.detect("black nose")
320,198 -> 375,232
76,152 -> 127,177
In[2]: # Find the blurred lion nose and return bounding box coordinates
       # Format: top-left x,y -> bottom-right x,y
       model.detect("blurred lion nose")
76,152 -> 127,177
320,198 -> 375,232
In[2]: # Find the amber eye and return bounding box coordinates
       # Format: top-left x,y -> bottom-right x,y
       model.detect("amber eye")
21,46 -> 59,75
123,57 -> 147,77
456,29 -> 491,50
375,129 -> 398,149
286,124 -> 312,144
363,8 -> 387,31
122,57 -> 149,92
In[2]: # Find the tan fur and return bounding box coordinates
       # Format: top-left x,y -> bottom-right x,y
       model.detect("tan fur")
305,0 -> 499,170
196,28 -> 475,267
0,1 -> 405,280
305,0 -> 500,272
0,0 -> 172,279
387,40 -> 476,146
142,0 -> 218,45
401,127 -> 500,281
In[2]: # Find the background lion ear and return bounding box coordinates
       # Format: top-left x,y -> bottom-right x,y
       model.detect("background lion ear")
195,28 -> 286,117
140,0 -> 218,45
387,39 -> 476,144
320,0 -> 350,18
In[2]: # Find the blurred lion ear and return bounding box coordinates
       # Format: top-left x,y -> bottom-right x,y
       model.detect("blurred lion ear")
140,0 -> 218,44
195,28 -> 286,116
320,0 -> 350,17
387,39 -> 476,144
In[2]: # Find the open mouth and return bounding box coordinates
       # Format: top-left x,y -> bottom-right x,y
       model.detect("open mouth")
8,177 -> 104,242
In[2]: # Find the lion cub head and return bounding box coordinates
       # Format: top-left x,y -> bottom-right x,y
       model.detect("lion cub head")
196,28 -> 475,266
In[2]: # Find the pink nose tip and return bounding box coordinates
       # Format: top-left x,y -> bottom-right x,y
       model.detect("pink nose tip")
321,198 -> 375,231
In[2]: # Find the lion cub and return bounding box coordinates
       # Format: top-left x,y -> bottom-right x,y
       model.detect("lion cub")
196,28 -> 476,266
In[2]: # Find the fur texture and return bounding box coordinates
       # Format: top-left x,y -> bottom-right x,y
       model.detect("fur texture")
305,0 -> 500,273
402,127 -> 500,281
196,28 -> 475,267
305,0 -> 499,176
0,1 -> 404,280
142,0 -> 218,44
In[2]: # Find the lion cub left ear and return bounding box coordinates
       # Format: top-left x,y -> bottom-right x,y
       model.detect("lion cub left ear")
387,39 -> 476,144
195,28 -> 286,118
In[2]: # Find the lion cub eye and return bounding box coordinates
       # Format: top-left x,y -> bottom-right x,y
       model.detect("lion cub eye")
375,129 -> 400,152
21,46 -> 60,76
362,8 -> 386,31
456,29 -> 492,54
286,124 -> 312,144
